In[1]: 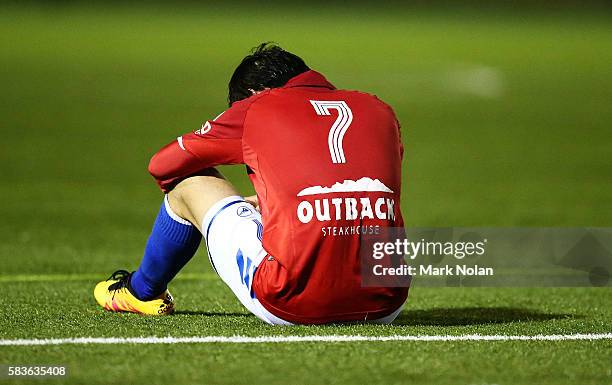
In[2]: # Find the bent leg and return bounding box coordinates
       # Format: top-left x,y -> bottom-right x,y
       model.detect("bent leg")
165,171 -> 291,325
130,169 -> 236,300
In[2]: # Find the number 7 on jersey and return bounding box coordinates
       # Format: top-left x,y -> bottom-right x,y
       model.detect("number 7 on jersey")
310,100 -> 353,164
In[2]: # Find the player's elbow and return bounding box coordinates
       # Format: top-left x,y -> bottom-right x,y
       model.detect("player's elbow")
148,152 -> 167,180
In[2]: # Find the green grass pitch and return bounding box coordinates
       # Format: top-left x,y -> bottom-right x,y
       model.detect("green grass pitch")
0,4 -> 611,385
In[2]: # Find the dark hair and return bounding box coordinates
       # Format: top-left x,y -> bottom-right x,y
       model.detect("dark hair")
228,43 -> 309,106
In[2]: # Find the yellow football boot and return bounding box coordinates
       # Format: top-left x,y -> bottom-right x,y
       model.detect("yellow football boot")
94,270 -> 174,315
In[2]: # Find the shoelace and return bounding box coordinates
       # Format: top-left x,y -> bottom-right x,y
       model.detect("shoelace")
107,270 -> 131,293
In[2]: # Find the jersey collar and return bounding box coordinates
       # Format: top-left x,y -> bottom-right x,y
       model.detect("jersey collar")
282,70 -> 336,90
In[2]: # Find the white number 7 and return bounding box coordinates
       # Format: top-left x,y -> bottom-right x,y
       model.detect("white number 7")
310,100 -> 353,164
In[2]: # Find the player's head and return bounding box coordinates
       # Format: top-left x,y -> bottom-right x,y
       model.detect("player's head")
228,43 -> 310,106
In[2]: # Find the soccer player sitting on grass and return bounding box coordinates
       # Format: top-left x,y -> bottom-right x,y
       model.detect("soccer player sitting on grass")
94,43 -> 408,324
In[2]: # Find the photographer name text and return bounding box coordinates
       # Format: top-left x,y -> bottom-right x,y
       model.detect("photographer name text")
373,264 -> 494,277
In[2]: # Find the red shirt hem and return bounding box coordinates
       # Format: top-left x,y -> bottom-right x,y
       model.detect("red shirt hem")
255,288 -> 408,325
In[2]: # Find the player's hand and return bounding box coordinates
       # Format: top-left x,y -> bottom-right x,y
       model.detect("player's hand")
244,195 -> 260,212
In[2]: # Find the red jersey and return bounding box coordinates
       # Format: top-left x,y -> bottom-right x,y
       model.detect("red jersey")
149,70 -> 408,324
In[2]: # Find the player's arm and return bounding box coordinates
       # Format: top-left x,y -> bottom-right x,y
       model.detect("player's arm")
148,104 -> 248,193
148,136 -> 242,193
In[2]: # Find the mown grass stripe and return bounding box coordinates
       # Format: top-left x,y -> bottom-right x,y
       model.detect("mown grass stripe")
1,334 -> 611,346
0,273 -> 217,283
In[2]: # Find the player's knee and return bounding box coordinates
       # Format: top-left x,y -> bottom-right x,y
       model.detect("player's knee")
176,173 -> 237,199
167,175 -> 217,218
166,189 -> 188,219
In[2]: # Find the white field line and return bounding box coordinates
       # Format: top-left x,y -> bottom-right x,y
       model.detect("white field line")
0,273 -> 217,283
1,334 -> 611,346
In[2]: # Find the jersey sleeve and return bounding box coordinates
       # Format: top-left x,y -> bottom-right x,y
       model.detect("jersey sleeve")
374,95 -> 403,160
148,101 -> 249,192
